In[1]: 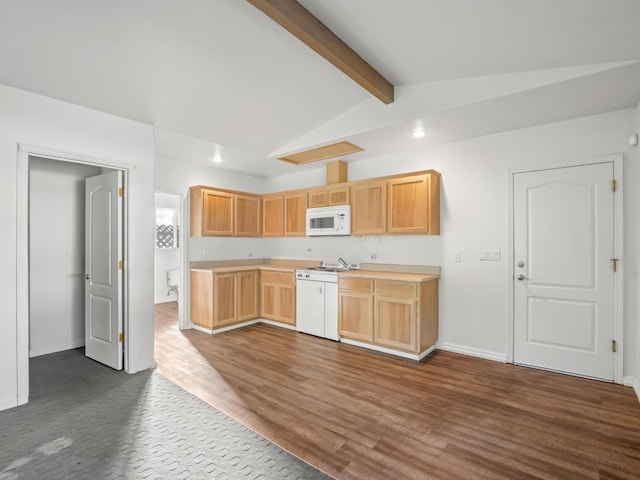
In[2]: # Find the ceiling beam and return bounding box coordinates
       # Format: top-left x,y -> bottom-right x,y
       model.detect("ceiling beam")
247,0 -> 394,104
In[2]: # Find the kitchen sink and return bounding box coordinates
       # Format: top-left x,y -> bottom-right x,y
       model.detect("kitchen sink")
308,266 -> 348,272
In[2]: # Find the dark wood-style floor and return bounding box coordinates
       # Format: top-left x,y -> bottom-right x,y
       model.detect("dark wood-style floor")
154,302 -> 640,480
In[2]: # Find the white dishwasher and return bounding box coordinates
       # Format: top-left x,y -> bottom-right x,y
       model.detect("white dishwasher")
295,269 -> 339,341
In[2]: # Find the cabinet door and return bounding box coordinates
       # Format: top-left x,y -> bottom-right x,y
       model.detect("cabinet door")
278,284 -> 296,325
213,273 -> 237,326
328,186 -> 350,206
387,174 -> 429,234
375,296 -> 417,351
238,270 -> 259,321
308,188 -> 329,208
338,291 -> 374,341
235,195 -> 261,237
262,195 -> 284,237
351,181 -> 386,235
284,192 -> 307,236
202,189 -> 234,236
190,270 -> 213,329
387,172 -> 440,235
261,283 -> 278,318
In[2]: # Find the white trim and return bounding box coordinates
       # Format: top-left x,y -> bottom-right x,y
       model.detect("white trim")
438,342 -> 507,363
507,153 -> 624,384
259,319 -> 298,331
193,320 -> 261,335
153,190 -> 187,331
16,143 -> 132,406
29,340 -> 85,359
192,325 -> 214,334
340,339 -> 436,361
623,376 -> 640,403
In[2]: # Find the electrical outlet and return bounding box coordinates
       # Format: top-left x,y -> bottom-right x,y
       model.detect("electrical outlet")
203,248 -> 208,257
370,251 -> 377,260
248,251 -> 253,257
454,251 -> 462,263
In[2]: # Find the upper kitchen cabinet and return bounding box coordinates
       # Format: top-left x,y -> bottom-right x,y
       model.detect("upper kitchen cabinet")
351,181 -> 386,235
387,172 -> 440,235
190,186 -> 234,236
190,186 -> 262,237
235,194 -> 261,237
262,194 -> 284,237
308,185 -> 350,208
283,191 -> 307,236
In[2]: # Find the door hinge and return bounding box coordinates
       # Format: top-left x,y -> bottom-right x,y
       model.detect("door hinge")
611,179 -> 617,192
611,258 -> 618,272
119,332 -> 125,343
612,339 -> 617,352
118,187 -> 125,197
118,260 -> 125,270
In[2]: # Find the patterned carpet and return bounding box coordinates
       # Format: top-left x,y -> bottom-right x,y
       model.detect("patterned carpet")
0,349 -> 331,479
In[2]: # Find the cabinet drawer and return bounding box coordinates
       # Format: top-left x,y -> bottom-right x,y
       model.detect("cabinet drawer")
375,281 -> 417,298
261,270 -> 294,285
339,277 -> 374,293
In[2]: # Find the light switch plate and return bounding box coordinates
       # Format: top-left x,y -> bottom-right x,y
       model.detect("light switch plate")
480,249 -> 501,261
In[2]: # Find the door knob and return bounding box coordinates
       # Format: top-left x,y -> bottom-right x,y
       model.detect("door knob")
83,273 -> 91,280
517,274 -> 527,281
517,261 -> 525,268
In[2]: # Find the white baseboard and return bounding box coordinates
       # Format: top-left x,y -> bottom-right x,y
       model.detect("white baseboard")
340,339 -> 436,361
193,320 -> 261,335
623,376 -> 640,403
259,319 -> 297,331
437,342 -> 507,363
29,339 -> 85,358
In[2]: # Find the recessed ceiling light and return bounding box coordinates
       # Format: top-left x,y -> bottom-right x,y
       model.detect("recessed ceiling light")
411,129 -> 427,139
212,154 -> 223,164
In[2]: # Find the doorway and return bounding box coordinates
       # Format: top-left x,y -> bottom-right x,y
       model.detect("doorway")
511,155 -> 623,382
17,149 -> 129,405
153,192 -> 184,328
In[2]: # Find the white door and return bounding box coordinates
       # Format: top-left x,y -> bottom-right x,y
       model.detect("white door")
513,162 -> 616,380
85,171 -> 123,370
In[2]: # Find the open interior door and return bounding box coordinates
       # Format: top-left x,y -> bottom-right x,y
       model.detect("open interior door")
85,171 -> 123,370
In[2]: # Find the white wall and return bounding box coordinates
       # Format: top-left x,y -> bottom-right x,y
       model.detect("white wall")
264,109 -> 640,375
29,157 -> 102,357
154,192 -> 180,304
0,83 -> 155,411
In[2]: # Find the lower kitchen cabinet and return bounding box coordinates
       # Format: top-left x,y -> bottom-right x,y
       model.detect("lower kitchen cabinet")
374,296 -> 417,351
261,270 -> 296,325
190,269 -> 259,331
338,291 -> 374,342
338,275 -> 439,357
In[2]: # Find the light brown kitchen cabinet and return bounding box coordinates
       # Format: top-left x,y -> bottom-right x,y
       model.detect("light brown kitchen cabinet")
190,269 -> 215,330
190,187 -> 234,236
235,194 -> 261,237
262,194 -> 284,237
283,191 -> 307,236
308,185 -> 350,208
190,186 -> 261,237
374,296 -> 417,351
338,275 -> 439,355
338,291 -> 374,342
387,172 -> 440,235
261,270 -> 295,325
238,270 -> 259,321
213,273 -> 238,326
351,181 -> 386,235
190,268 -> 259,330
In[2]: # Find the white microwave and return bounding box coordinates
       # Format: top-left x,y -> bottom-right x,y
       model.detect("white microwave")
306,205 -> 351,236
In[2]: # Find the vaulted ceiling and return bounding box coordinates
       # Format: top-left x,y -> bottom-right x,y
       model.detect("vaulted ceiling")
1,0 -> 639,177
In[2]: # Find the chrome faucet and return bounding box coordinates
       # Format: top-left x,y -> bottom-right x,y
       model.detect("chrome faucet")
338,257 -> 350,269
